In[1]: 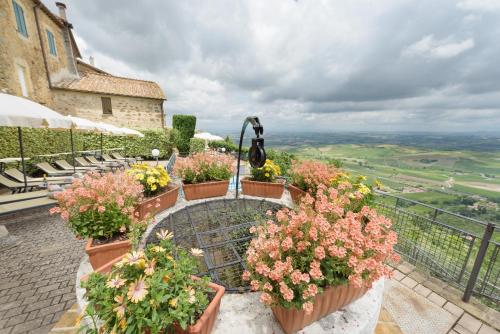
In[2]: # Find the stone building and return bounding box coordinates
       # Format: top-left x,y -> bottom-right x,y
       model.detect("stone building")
0,0 -> 166,128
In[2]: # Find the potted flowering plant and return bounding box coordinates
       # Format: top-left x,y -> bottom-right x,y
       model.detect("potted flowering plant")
174,152 -> 234,200
50,171 -> 144,269
288,160 -> 341,204
241,160 -> 284,198
81,230 -> 225,334
127,163 -> 179,219
243,183 -> 399,334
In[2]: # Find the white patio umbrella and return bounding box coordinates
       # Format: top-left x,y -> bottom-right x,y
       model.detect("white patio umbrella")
0,93 -> 73,188
194,132 -> 224,142
95,122 -> 143,158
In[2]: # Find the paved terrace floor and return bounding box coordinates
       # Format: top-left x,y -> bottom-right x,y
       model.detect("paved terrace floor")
0,209 -> 498,334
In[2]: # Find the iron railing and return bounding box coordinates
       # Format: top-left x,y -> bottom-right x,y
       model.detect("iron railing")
374,191 -> 499,304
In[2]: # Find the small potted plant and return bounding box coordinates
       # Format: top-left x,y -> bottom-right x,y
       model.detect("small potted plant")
174,152 -> 234,200
50,171 -> 144,270
127,163 -> 179,219
243,182 -> 399,334
288,160 -> 341,204
80,230 -> 225,334
241,159 -> 284,198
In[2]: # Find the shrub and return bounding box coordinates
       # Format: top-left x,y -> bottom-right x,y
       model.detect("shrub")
126,163 -> 171,197
266,149 -> 294,176
172,115 -> 196,154
189,138 -> 206,154
49,172 -> 143,240
82,233 -> 211,333
250,159 -> 281,183
0,127 -> 175,165
174,152 -> 234,184
243,184 -> 399,314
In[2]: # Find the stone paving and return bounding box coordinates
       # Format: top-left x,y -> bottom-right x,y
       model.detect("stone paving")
0,208 -> 84,334
390,262 -> 500,334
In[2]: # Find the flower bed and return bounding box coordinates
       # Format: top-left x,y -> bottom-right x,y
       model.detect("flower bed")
174,152 -> 234,200
243,181 -> 399,333
81,230 -> 225,333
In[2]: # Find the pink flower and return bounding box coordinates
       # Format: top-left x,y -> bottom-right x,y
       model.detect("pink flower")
302,302 -> 313,315
250,280 -> 260,291
242,271 -> 251,281
314,246 -> 325,260
260,292 -> 273,305
281,236 -> 293,251
279,282 -> 294,302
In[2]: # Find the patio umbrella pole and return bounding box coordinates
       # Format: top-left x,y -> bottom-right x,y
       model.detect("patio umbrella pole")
70,129 -> 76,173
100,133 -> 103,165
17,127 -> 28,190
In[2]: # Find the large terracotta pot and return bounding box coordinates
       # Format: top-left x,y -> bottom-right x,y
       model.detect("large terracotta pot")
183,180 -> 229,200
85,238 -> 131,270
272,283 -> 368,334
135,185 -> 179,219
288,184 -> 307,204
240,178 -> 285,198
87,256 -> 225,334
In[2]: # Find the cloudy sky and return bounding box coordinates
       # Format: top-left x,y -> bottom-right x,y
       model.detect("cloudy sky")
47,0 -> 500,133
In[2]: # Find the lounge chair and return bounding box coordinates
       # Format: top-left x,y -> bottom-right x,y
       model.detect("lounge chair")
111,152 -> 136,163
54,160 -> 94,172
85,156 -> 113,165
5,168 -> 69,183
86,156 -> 123,171
0,190 -> 49,205
0,197 -> 57,216
36,162 -> 74,177
75,157 -> 110,171
0,174 -> 42,193
102,154 -> 127,167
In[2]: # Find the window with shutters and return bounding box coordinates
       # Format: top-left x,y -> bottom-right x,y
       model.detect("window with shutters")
101,97 -> 112,115
12,1 -> 28,38
46,29 -> 57,56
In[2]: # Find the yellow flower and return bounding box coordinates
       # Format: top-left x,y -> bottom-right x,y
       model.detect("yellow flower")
169,298 -> 178,308
265,173 -> 270,177
119,318 -> 127,329
162,274 -> 170,283
151,246 -> 165,253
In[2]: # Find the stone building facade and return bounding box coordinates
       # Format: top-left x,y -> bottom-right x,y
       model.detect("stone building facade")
0,0 -> 166,128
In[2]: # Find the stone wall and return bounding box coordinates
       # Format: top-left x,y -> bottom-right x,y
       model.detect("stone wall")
52,90 -> 164,129
0,0 -> 74,106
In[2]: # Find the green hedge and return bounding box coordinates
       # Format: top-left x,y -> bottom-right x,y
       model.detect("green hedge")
0,126 -> 174,172
172,115 -> 196,154
189,138 -> 205,154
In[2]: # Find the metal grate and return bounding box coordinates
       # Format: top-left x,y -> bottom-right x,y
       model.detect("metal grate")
145,199 -> 283,292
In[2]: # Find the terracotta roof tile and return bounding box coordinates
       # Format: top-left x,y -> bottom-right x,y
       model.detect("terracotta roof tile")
53,72 -> 166,100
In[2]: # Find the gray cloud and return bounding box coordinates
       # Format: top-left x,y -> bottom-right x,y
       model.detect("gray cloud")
47,0 -> 500,132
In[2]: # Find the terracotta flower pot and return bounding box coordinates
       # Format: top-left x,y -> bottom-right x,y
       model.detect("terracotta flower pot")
85,238 -> 131,270
271,283 -> 368,334
240,178 -> 285,198
135,185 -> 179,219
183,180 -> 229,200
288,184 -> 307,204
87,255 -> 225,334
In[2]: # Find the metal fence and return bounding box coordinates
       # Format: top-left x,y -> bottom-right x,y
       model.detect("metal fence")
374,191 -> 499,304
